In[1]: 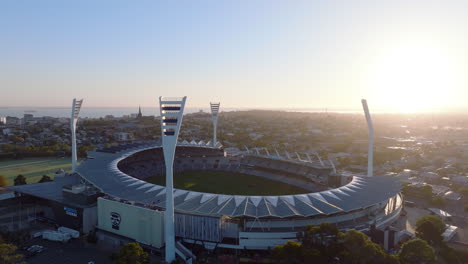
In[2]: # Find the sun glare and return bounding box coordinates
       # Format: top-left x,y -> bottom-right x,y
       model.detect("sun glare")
367,43 -> 460,112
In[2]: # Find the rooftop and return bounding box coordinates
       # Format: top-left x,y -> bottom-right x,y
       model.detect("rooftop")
76,143 -> 401,218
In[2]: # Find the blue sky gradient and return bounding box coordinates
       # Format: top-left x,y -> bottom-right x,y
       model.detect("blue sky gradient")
1,1 -> 467,111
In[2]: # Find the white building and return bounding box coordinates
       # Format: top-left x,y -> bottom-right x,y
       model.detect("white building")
443,191 -> 462,201
249,133 -> 264,140
114,132 -> 132,142
2,128 -> 15,136
420,172 -> 441,181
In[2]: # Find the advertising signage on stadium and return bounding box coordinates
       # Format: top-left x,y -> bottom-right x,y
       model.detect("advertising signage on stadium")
64,206 -> 77,217
97,198 -> 164,248
110,212 -> 121,230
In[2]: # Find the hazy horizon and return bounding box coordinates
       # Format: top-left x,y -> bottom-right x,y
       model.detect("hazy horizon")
2,105 -> 468,120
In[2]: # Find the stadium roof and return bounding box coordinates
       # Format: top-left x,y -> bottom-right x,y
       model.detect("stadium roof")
77,143 -> 401,218
7,175 -> 95,208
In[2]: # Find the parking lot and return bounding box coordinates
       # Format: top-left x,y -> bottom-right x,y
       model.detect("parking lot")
22,238 -> 114,264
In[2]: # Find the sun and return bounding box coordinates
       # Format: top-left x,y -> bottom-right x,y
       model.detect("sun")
366,43 -> 461,112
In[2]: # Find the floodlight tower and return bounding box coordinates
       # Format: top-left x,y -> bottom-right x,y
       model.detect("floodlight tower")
361,99 -> 374,177
210,102 -> 220,147
328,158 -> 337,174
159,96 -> 187,263
70,98 -> 83,172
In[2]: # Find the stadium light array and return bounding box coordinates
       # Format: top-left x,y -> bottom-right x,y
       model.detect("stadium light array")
159,96 -> 187,263
361,99 -> 374,177
71,98 -> 83,172
210,102 -> 220,147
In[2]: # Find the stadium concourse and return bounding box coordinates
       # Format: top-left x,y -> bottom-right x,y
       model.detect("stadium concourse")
72,140 -> 403,250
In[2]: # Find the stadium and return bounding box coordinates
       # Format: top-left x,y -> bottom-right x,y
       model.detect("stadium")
8,98 -> 403,262
76,140 -> 402,247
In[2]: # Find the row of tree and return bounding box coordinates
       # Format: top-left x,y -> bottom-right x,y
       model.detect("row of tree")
415,215 -> 468,263
273,215 -> 468,264
402,183 -> 447,207
0,243 -> 24,264
1,142 -> 94,160
0,233 -> 25,264
273,223 -> 399,264
0,174 -> 53,187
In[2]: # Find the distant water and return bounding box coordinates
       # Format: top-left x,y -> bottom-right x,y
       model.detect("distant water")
0,106 -> 364,118
0,106 -> 442,119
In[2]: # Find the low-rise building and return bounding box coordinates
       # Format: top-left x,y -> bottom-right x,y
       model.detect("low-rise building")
452,175 -> 468,186
443,191 -> 462,201
114,132 -> 132,142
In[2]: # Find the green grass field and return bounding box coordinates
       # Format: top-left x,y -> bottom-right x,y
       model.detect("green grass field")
145,170 -> 308,195
0,158 -> 72,185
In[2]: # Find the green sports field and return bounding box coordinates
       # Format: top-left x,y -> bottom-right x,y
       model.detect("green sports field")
0,158 -> 72,185
145,170 -> 308,195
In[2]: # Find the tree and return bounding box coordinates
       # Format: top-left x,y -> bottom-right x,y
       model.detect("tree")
117,242 -> 149,264
78,144 -> 95,158
299,223 -> 340,263
439,243 -> 468,264
0,243 -> 25,264
338,230 -> 388,264
300,222 -> 339,248
420,185 -> 433,199
0,175 -> 7,187
386,254 -> 401,264
398,239 -> 435,264
429,196 -> 445,207
13,175 -> 27,186
415,215 -> 445,245
272,241 -> 308,264
276,224 -> 397,264
38,175 -> 52,183
8,135 -> 24,144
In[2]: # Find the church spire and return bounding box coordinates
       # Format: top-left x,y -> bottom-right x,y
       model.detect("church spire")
137,105 -> 142,119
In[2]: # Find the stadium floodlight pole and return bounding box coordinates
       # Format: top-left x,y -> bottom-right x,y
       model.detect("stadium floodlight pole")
328,158 -> 337,174
70,98 -> 83,172
255,148 -> 260,155
244,146 -> 250,153
314,152 -> 324,166
361,99 -> 374,177
295,152 -> 301,161
159,96 -> 187,263
275,149 -> 281,158
210,102 -> 220,147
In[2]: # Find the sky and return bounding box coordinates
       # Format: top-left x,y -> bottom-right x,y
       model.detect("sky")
1,0 -> 467,112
